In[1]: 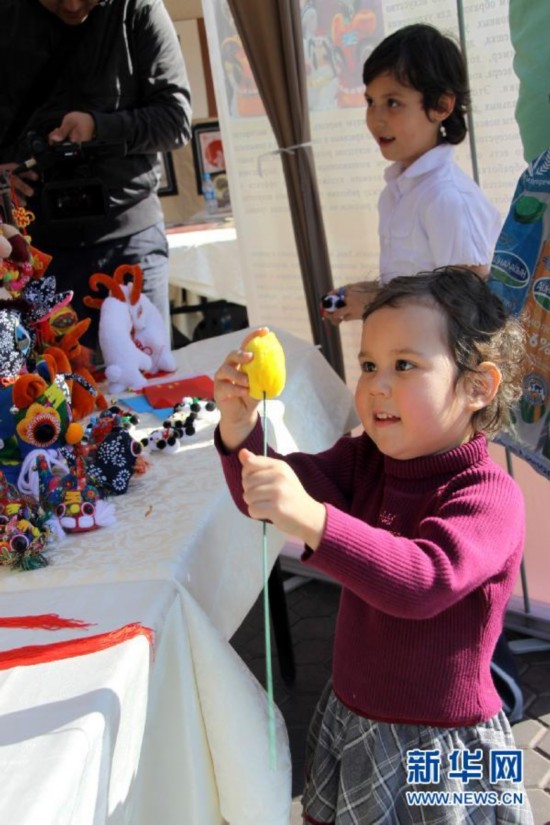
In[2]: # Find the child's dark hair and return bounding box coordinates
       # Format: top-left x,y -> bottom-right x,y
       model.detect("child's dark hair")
362,267 -> 526,436
362,24 -> 470,145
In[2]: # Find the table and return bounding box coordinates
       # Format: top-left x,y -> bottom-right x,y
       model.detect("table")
167,219 -> 246,306
0,329 -> 358,825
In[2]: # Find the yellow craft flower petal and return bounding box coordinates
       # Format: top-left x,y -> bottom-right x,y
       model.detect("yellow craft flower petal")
242,331 -> 286,400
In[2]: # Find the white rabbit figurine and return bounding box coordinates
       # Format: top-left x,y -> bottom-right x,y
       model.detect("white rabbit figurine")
85,265 -> 175,394
128,289 -> 176,374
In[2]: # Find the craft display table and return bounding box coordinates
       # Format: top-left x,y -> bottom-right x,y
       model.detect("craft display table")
167,218 -> 245,306
0,329 -> 357,825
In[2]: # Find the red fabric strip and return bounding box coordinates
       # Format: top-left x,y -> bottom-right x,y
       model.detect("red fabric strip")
0,614 -> 94,630
0,623 -> 154,670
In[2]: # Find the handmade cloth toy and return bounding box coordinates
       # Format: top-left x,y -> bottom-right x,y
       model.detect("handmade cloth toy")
23,274 -> 73,330
0,472 -> 50,570
0,358 -> 84,484
40,342 -> 107,421
0,223 -> 52,297
76,406 -> 144,495
80,406 -> 139,454
84,428 -> 143,496
164,397 -> 218,436
84,264 -> 175,393
141,425 -> 183,453
0,301 -> 32,381
36,454 -> 116,534
142,397 -> 219,453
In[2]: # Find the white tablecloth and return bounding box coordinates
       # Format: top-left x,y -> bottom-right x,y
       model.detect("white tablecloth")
0,329 -> 358,825
167,221 -> 246,306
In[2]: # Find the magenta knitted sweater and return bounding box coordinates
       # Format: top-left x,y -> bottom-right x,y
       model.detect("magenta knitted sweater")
216,422 -> 525,727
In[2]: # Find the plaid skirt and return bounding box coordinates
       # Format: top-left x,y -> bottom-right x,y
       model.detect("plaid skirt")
302,682 -> 533,825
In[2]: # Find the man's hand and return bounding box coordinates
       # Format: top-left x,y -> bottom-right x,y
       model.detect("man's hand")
0,163 -> 38,205
49,112 -> 96,144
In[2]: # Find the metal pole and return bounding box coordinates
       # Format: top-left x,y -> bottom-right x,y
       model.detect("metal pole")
456,0 -> 480,185
505,447 -> 531,615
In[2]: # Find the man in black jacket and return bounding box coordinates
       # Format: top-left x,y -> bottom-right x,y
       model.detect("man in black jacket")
0,0 -> 192,351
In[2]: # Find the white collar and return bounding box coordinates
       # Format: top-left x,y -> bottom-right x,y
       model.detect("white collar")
384,144 -> 455,184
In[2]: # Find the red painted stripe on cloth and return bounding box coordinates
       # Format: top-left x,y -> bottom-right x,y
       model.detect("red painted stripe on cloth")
0,623 -> 154,670
0,614 -> 94,630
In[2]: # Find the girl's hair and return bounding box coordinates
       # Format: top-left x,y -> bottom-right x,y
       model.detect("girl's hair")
362,24 -> 470,145
362,267 -> 527,436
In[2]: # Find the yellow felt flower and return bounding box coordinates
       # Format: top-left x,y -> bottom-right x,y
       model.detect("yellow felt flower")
242,331 -> 286,400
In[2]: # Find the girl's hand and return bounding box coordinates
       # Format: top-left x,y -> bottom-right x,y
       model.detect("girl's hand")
214,328 -> 270,449
239,449 -> 326,549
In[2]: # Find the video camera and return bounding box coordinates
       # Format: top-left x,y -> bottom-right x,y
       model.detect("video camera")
14,131 -> 122,224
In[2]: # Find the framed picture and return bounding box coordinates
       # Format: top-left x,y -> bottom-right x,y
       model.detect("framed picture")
158,151 -> 178,197
191,121 -> 226,195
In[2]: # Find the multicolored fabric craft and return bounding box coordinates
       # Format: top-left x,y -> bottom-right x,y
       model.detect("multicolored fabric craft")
36,454 -> 115,533
0,473 -> 50,570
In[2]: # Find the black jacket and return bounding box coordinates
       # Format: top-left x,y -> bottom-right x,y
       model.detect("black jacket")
0,0 -> 192,245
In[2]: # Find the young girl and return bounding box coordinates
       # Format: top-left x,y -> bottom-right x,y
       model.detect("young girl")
214,267 -> 533,824
324,24 -> 501,324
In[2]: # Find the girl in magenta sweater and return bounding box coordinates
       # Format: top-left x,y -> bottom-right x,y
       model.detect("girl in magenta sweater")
214,267 -> 533,824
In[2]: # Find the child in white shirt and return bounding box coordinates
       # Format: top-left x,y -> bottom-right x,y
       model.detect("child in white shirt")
324,23 -> 501,324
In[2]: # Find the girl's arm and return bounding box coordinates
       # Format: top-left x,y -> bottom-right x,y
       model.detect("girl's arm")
303,473 -> 524,620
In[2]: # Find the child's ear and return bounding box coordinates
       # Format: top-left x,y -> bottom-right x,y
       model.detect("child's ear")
463,362 -> 501,411
434,93 -> 455,121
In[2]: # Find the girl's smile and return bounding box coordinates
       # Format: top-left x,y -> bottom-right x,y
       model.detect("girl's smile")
355,301 -> 475,459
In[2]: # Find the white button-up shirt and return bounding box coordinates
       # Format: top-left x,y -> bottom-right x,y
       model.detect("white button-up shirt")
378,144 -> 501,284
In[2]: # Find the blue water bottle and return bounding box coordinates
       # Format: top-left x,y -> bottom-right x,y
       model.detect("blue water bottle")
490,194 -> 546,315
202,173 -> 218,216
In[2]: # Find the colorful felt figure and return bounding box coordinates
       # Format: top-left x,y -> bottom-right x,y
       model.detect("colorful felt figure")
140,425 -> 183,453
321,287 -> 346,317
84,264 -> 175,393
0,473 -> 50,570
0,223 -> 52,298
7,359 -> 84,470
85,266 -> 152,392
128,285 -> 176,374
76,406 -> 143,494
36,453 -> 116,534
40,342 -> 107,421
0,223 -> 33,294
37,302 -> 81,349
84,428 -> 143,495
0,301 -> 32,381
23,274 -> 73,332
81,406 -> 139,451
0,360 -> 71,483
16,448 -> 69,509
164,396 -> 218,437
